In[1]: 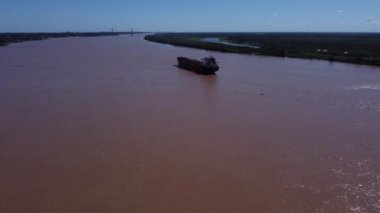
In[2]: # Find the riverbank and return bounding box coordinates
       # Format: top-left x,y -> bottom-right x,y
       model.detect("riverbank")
145,33 -> 380,67
0,32 -> 133,46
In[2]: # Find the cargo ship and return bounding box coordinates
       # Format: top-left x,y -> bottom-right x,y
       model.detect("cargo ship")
177,56 -> 219,74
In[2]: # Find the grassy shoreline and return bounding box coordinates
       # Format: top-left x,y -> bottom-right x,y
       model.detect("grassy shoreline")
0,32 -> 133,47
145,33 -> 380,67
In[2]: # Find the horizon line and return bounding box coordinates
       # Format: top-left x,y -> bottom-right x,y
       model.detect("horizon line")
1,31 -> 380,34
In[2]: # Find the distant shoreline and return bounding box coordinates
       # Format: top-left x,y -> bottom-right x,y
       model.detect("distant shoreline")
0,32 -> 135,47
145,33 -> 380,67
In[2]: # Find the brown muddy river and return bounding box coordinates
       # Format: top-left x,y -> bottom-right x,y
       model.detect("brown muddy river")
1,35 -> 380,213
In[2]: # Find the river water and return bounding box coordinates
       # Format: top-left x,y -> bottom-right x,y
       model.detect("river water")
202,37 -> 261,49
1,35 -> 380,213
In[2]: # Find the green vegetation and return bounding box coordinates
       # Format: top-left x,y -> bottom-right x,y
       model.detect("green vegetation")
0,32 -> 132,47
145,33 -> 380,66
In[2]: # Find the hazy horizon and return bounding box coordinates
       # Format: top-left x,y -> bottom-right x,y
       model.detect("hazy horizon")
2,31 -> 380,34
1,0 -> 380,33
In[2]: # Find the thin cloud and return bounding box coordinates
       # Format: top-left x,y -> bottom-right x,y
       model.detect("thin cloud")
336,10 -> 344,14
265,22 -> 277,27
299,22 -> 311,27
365,16 -> 379,24
271,13 -> 278,17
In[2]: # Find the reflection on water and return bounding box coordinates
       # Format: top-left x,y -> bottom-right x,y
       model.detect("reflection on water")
350,83 -> 380,90
201,74 -> 218,90
0,35 -> 380,213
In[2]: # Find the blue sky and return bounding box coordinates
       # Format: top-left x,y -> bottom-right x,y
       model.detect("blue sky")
1,0 -> 379,32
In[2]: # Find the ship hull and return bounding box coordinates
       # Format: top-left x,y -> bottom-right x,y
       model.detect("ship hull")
177,57 -> 219,75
